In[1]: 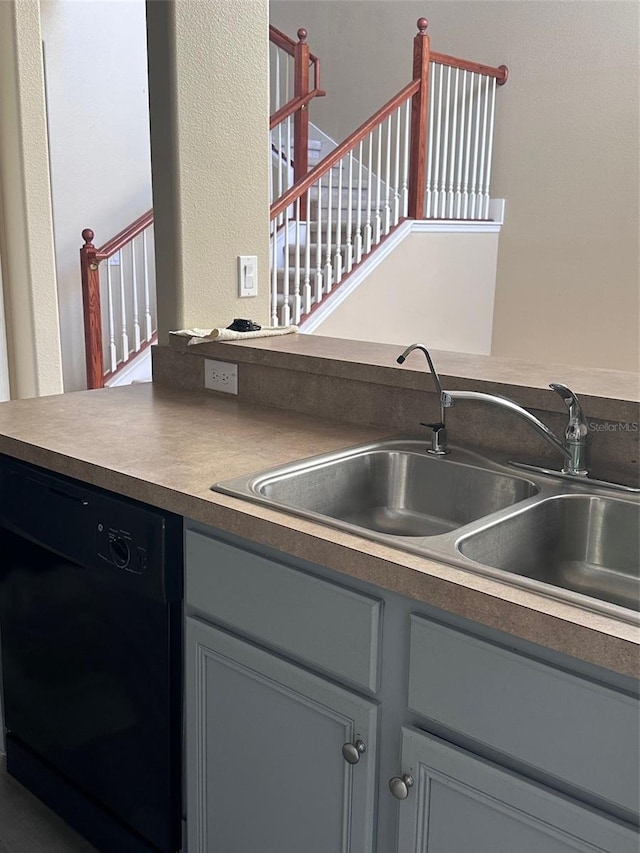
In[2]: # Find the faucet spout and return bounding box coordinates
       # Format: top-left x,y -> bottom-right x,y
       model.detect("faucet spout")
446,390 -> 572,463
397,343 -> 448,424
396,343 -> 450,455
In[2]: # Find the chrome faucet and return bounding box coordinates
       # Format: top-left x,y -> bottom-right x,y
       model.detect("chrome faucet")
397,343 -> 451,455
396,343 -> 589,477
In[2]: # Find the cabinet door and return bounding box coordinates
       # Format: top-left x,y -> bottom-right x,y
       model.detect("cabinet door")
186,617 -> 377,853
395,727 -> 639,853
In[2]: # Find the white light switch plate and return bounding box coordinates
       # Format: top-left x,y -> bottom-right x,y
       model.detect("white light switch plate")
238,255 -> 258,298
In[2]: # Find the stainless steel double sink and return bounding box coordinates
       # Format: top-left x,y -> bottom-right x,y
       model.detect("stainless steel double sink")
213,440 -> 640,624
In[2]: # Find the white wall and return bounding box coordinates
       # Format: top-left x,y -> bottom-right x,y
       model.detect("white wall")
40,0 -> 153,392
310,228 -> 500,353
270,1 -> 640,372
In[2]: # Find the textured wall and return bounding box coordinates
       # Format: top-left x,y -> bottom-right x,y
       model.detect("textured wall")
270,1 -> 640,371
147,0 -> 271,341
0,1 -> 63,399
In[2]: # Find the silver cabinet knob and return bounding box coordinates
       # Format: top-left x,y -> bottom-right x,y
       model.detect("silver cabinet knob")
389,774 -> 414,800
342,739 -> 366,765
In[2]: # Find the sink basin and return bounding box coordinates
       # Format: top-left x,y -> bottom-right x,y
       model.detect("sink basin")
213,438 -> 639,622
458,495 -> 640,612
215,441 -> 538,537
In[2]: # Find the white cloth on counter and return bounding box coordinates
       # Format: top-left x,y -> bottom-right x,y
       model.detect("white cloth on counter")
170,325 -> 298,346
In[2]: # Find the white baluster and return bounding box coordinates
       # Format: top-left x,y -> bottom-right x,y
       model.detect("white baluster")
315,176 -> 323,303
476,75 -> 490,220
271,222 -> 279,326
393,105 -> 401,226
355,141 -> 363,263
483,77 -> 497,220
269,131 -> 274,206
425,62 -> 436,218
282,210 -> 291,325
324,168 -> 333,292
433,63 -> 444,218
365,134 -> 373,253
374,124 -> 382,243
130,238 -> 141,352
334,158 -> 343,284
275,49 -> 281,113
463,72 -> 475,219
293,198 -> 301,323
117,252 -> 129,362
105,260 -> 117,373
303,187 -> 312,315
440,65 -> 452,217
286,113 -> 293,192
277,119 -> 284,224
470,73 -> 482,219
455,70 -> 468,219
447,68 -> 460,219
402,99 -> 410,217
384,115 -> 392,235
142,229 -> 153,340
346,152 -> 354,273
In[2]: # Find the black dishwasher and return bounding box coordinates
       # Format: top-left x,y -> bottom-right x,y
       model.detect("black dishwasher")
0,457 -> 183,853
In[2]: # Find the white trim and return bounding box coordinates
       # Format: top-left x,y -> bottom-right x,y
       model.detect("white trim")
301,209 -> 504,333
412,220 -> 502,233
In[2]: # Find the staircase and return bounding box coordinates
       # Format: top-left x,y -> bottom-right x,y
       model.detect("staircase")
269,19 -> 508,328
81,19 -> 507,388
274,163 -> 372,322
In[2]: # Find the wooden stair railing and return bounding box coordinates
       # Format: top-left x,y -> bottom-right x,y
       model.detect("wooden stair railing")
269,18 -> 508,328
80,210 -> 156,389
269,25 -> 326,219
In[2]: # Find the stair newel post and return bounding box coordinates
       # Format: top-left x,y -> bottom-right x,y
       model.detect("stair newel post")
408,17 -> 431,219
80,229 -> 105,389
294,27 -> 310,218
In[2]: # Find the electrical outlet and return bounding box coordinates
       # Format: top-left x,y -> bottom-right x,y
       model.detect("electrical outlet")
204,359 -> 238,394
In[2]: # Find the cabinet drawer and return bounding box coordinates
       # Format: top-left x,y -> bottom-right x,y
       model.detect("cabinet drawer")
408,615 -> 640,815
185,529 -> 382,692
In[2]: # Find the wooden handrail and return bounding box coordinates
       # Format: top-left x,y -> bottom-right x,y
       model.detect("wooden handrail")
95,208 -> 154,260
81,211 -> 156,389
430,51 -> 508,84
269,88 -> 326,130
270,78 -> 420,221
269,24 -> 320,65
269,24 -> 297,56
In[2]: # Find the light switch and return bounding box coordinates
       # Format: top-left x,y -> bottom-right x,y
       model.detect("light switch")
238,255 -> 258,298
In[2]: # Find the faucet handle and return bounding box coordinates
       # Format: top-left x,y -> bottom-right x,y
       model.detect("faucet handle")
420,422 -> 450,456
549,383 -> 585,424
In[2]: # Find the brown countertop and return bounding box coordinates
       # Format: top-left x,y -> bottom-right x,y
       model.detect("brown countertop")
0,382 -> 638,679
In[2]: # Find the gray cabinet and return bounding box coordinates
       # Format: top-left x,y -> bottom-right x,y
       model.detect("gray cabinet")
184,524 -> 639,853
395,727 -> 638,853
186,616 -> 378,853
